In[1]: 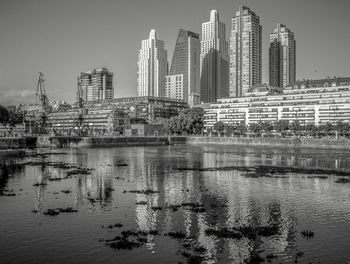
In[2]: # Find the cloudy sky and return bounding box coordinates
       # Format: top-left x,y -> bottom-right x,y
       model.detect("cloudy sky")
0,0 -> 349,105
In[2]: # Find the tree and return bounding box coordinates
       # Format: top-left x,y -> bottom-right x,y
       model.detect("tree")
225,124 -> 236,137
289,120 -> 301,136
213,121 -> 225,136
182,107 -> 204,135
276,120 -> 289,137
260,121 -> 273,135
249,123 -> 262,135
0,105 -> 9,125
236,124 -> 247,136
323,122 -> 334,136
306,123 -> 317,137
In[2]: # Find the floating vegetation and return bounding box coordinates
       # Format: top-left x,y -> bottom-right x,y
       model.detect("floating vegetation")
43,207 -> 78,216
0,190 -> 16,196
244,253 -> 265,264
205,225 -> 279,240
32,183 -> 47,187
165,231 -> 187,239
103,229 -> 160,250
115,177 -> 125,180
66,168 -> 92,177
135,201 -> 148,205
175,164 -> 350,177
307,175 -> 328,179
301,230 -> 314,239
266,253 -> 278,262
151,206 -> 162,211
128,189 -> 159,195
105,187 -> 114,192
180,251 -> 205,264
167,204 -> 181,212
61,189 -> 71,194
116,163 -> 128,167
335,178 -> 350,183
181,203 -> 206,213
48,178 -> 64,182
103,222 -> 123,229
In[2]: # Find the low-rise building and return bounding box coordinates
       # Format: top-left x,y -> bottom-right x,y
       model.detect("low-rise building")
204,77 -> 350,129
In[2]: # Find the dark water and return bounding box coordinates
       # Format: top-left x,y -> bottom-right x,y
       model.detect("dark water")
1,145 -> 350,264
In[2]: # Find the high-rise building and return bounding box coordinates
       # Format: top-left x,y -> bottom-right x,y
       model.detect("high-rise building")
200,10 -> 229,103
230,5 -> 262,97
269,24 -> 296,88
137,29 -> 168,97
166,29 -> 200,104
77,68 -> 113,102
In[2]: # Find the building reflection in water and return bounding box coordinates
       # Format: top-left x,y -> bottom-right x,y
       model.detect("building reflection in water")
12,145 -> 350,262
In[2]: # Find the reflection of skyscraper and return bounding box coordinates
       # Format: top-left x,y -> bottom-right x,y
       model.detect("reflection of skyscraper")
166,29 -> 200,104
269,24 -> 296,88
137,29 -> 168,97
200,10 -> 229,103
230,6 -> 262,97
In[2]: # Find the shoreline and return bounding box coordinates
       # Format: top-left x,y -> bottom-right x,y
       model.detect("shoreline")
1,135 -> 350,150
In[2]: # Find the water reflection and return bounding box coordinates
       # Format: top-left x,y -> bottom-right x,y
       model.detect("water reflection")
1,145 -> 350,263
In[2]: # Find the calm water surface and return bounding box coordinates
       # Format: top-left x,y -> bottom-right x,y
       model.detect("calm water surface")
1,145 -> 350,264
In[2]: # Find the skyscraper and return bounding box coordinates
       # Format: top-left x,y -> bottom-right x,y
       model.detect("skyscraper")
230,6 -> 262,97
165,29 -> 200,104
200,10 -> 229,103
77,68 -> 113,102
137,29 -> 168,97
269,24 -> 296,88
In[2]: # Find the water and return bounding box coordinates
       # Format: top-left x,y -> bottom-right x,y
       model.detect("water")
1,145 -> 350,264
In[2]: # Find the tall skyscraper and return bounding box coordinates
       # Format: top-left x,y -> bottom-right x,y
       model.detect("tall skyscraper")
200,10 -> 229,103
165,29 -> 200,104
269,24 -> 296,87
230,5 -> 262,97
77,68 -> 113,102
137,29 -> 168,97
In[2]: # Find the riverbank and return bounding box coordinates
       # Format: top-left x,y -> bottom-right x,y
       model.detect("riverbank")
1,135 -> 350,150
187,136 -> 350,150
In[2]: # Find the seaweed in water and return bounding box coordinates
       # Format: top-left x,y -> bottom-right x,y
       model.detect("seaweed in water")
165,231 -> 187,239
335,178 -> 350,183
301,230 -> 314,239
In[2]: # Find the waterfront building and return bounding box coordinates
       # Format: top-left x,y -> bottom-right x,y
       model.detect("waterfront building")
203,77 -> 350,129
77,68 -> 114,102
166,29 -> 200,104
229,6 -> 262,98
269,24 -> 296,88
200,10 -> 229,103
48,96 -> 188,134
188,92 -> 201,108
137,29 -> 168,97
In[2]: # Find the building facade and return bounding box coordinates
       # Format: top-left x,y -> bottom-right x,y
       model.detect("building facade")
230,6 -> 262,98
200,10 -> 229,103
269,24 -> 296,88
166,29 -> 200,104
77,68 -> 114,102
204,77 -> 350,129
165,74 -> 184,100
137,29 -> 168,97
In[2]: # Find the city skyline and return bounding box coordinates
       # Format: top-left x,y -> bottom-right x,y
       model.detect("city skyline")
1,0 -> 350,105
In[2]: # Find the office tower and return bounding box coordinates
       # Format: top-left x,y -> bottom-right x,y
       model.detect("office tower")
230,5 -> 262,97
137,29 -> 168,97
269,24 -> 296,87
166,29 -> 200,104
77,68 -> 113,102
200,10 -> 229,103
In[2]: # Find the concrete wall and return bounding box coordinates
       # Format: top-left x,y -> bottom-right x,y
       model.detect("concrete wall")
37,136 -> 187,148
188,136 -> 350,150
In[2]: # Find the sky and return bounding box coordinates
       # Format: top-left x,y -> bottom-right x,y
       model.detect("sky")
0,0 -> 349,106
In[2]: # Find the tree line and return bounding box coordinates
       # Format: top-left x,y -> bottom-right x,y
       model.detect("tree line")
212,120 -> 350,137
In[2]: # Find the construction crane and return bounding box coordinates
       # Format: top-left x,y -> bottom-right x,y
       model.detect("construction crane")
35,72 -> 50,130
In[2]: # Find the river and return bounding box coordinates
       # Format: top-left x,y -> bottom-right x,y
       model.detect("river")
1,145 -> 350,263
